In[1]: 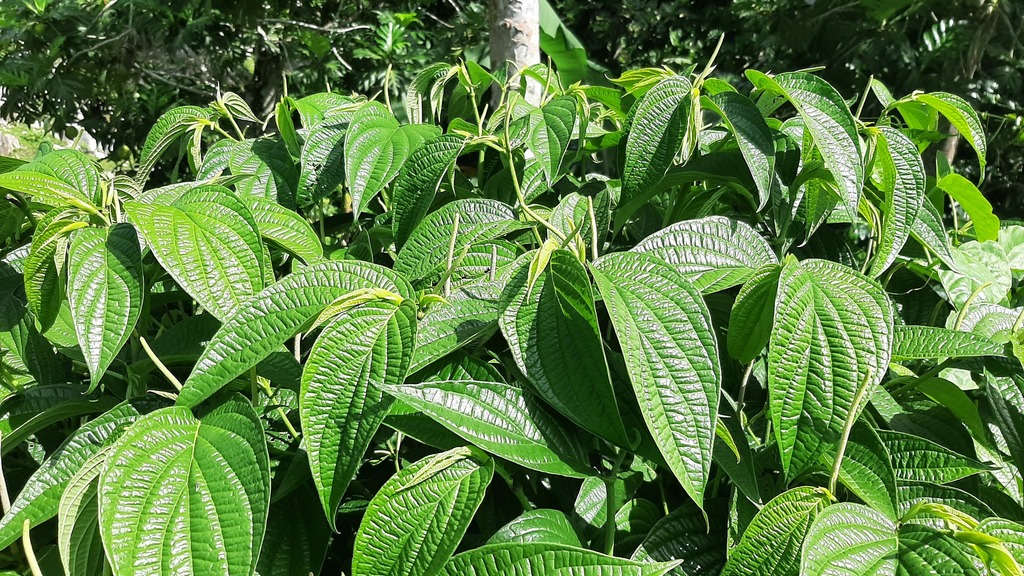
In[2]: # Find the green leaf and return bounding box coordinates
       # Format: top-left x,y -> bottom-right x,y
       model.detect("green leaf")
487,509 -> 583,547
728,264 -> 781,363
499,249 -> 627,445
632,216 -> 777,294
879,430 -> 992,484
67,224 -> 143,390
897,524 -> 980,575
631,500 -> 727,575
99,396 -> 270,576
344,101 -> 441,217
0,151 -> 101,214
441,543 -> 681,575
301,300 -> 416,525
23,208 -> 82,331
937,240 -> 1011,308
769,258 -> 894,478
979,518 -> 1024,565
409,276 -> 504,373
892,325 -> 1004,361
834,422 -> 899,521
748,70 -> 863,221
913,92 -> 987,179
292,92 -> 361,129
136,105 -> 211,184
621,75 -> 693,208
385,380 -> 592,478
125,185 -> 266,321
58,448 -> 110,576
256,487 -> 331,576
353,447 -> 493,576
392,133 -> 468,247
720,487 -> 832,576
934,174 -> 999,242
591,251 -> 720,508
406,63 -> 456,124
897,480 -> 994,522
297,121 -> 349,207
0,399 -> 156,550
177,259 -> 411,408
230,138 -> 300,208
703,91 -> 775,209
869,127 -> 926,278
911,197 -> 957,270
801,503 -> 897,576
395,199 -> 524,283
242,194 -> 323,263
526,96 -> 577,184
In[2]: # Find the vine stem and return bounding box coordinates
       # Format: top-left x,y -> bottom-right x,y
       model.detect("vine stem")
139,336 -> 182,391
22,520 -> 42,576
828,368 -> 874,496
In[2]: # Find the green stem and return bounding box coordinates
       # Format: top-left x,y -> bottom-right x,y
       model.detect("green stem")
603,449 -> 627,555
495,464 -> 533,511
587,196 -> 599,261
955,281 -> 993,331
444,211 -> 461,297
138,336 -> 182,391
828,368 -> 873,496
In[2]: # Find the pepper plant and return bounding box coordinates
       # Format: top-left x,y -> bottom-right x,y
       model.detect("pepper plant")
0,56 -> 1022,576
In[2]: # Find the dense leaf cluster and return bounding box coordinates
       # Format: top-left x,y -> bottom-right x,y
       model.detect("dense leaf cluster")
1,58 -> 1023,576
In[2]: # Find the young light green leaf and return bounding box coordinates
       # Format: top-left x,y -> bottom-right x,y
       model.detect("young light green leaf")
99,396 -> 270,576
67,224 -> 142,390
441,543 -> 681,576
934,173 -> 999,242
913,92 -> 987,179
720,487 -> 832,576
703,91 -> 775,209
801,503 -> 897,576
125,185 -> 266,321
353,447 -> 493,576
395,199 -> 524,282
499,249 -> 628,445
301,300 -> 416,526
748,70 -> 863,221
769,258 -> 894,479
385,380 -> 592,478
621,75 -> 693,208
868,127 -> 926,278
58,448 -> 110,576
241,194 -> 322,263
728,264 -> 781,363
632,216 -> 777,294
892,325 -> 1004,361
879,430 -> 993,485
177,259 -> 412,408
344,101 -> 441,217
392,133 -> 469,247
591,251 -> 720,508
487,509 -> 583,547
0,398 -> 157,551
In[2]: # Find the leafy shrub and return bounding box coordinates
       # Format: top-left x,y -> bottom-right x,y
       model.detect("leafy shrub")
0,59 -> 1022,576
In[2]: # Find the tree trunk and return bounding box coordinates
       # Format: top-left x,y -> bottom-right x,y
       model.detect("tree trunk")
489,0 -> 541,105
